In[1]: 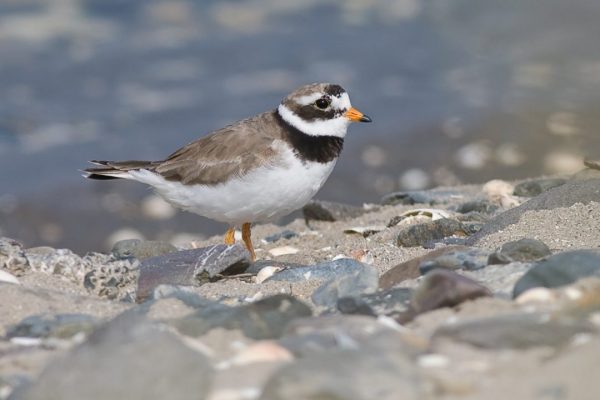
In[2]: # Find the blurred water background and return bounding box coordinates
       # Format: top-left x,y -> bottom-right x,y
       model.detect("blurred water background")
1,0 -> 600,253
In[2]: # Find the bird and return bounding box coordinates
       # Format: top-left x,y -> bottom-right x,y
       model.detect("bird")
84,83 -> 371,260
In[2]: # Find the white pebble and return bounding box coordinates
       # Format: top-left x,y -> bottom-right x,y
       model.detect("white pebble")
418,354 -> 450,368
0,270 -> 20,285
255,266 -> 282,284
515,287 -> 556,304
399,168 -> 430,190
268,246 -> 299,257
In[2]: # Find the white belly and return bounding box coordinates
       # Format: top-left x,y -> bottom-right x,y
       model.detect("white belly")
128,149 -> 336,226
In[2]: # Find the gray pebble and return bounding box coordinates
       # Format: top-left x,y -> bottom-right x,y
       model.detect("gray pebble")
488,238 -> 551,264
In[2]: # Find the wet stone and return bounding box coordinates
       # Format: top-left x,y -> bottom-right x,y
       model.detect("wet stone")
6,314 -> 98,340
410,269 -> 492,315
513,250 -> 600,298
302,200 -> 367,223
261,230 -> 298,244
433,313 -> 597,349
172,294 -> 312,340
136,244 -> 251,302
311,263 -> 378,308
337,287 -> 412,318
513,178 -> 567,197
265,258 -> 372,283
397,218 -> 468,248
419,247 -> 491,274
11,314 -> 213,400
488,238 -> 551,265
111,239 -> 177,260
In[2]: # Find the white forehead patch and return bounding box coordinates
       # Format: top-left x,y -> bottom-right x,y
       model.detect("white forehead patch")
295,91 -> 352,111
296,92 -> 324,106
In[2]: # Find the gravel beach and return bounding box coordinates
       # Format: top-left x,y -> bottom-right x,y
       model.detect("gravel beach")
2,168 -> 600,399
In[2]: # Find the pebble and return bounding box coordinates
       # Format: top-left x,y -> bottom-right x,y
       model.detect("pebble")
513,250 -> 600,298
337,287 -> 412,318
268,246 -> 299,257
136,244 -> 251,302
311,263 -> 378,308
379,246 -> 470,289
433,313 -> 596,349
261,230 -> 298,244
456,200 -> 498,214
265,258 -> 372,283
172,294 -> 312,340
488,238 -> 551,264
11,313 -> 213,400
381,188 -> 464,206
410,269 -> 492,315
111,239 -> 177,260
419,247 -> 491,274
222,341 -> 294,368
0,270 -> 20,284
513,178 -> 567,197
302,200 -> 367,223
343,225 -> 386,237
396,218 -> 468,247
6,314 -> 98,340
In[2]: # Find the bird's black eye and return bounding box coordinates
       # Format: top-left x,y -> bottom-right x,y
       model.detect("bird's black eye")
315,98 -> 330,109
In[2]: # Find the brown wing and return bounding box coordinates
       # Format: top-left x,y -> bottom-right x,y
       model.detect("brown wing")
154,111 -> 281,185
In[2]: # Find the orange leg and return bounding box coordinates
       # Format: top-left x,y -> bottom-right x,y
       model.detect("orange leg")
224,227 -> 236,245
241,222 -> 256,261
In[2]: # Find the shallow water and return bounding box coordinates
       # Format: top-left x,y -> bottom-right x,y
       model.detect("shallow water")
1,0 -> 600,251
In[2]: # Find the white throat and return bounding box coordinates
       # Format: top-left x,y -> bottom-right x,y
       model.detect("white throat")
277,104 -> 351,138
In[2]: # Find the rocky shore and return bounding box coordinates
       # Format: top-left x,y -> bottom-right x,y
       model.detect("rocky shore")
1,166 -> 600,400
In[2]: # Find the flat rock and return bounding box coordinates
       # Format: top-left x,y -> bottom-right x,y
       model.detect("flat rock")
302,200 -> 367,223
11,313 -> 213,400
513,250 -> 600,298
311,263 -> 378,308
337,287 -> 412,318
469,179 -> 600,244
410,269 -> 492,315
433,313 -> 596,349
488,238 -> 551,264
397,218 -> 468,247
265,258 -> 372,283
379,246 -> 470,289
6,314 -> 98,340
136,244 -> 251,302
172,294 -> 312,340
419,247 -> 491,274
111,239 -> 177,260
513,178 -> 567,197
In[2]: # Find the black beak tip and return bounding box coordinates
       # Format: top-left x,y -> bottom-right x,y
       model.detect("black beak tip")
360,115 -> 372,123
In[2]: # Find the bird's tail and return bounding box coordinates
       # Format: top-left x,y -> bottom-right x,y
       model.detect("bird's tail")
83,160 -> 158,180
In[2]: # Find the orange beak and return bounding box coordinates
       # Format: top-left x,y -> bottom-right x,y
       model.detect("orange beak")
345,107 -> 372,123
